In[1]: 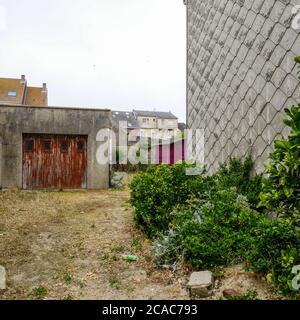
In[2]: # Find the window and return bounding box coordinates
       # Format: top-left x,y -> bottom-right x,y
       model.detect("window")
61,140 -> 68,153
142,118 -> 147,123
7,91 -> 17,97
25,139 -> 34,152
43,139 -> 52,152
77,140 -> 85,153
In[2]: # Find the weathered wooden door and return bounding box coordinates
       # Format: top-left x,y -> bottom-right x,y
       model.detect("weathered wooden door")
22,134 -> 87,190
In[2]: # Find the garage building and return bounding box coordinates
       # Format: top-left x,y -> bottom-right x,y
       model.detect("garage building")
0,104 -> 111,190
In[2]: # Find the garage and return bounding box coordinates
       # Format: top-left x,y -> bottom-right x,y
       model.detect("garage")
0,104 -> 111,190
22,134 -> 88,190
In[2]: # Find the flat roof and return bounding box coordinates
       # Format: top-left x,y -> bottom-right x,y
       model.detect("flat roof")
0,103 -> 111,112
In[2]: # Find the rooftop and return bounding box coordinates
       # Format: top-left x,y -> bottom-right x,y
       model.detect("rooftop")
133,110 -> 178,119
111,110 -> 140,128
0,75 -> 48,107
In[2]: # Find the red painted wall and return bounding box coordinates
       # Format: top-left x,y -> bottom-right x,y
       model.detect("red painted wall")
156,139 -> 185,165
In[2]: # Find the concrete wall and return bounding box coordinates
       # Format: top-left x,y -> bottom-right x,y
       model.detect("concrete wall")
187,0 -> 300,173
0,104 -> 111,189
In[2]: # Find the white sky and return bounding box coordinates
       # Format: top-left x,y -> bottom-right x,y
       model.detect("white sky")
0,0 -> 186,122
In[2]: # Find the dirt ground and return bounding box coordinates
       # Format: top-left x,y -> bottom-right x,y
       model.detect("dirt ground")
0,189 -> 188,300
0,188 -> 281,300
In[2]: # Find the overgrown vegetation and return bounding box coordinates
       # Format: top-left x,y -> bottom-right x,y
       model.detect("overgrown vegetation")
130,57 -> 300,299
130,162 -> 206,237
259,105 -> 300,219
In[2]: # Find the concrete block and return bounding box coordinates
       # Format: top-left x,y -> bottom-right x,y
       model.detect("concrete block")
269,1 -> 285,22
270,89 -> 287,108
280,29 -> 298,51
271,67 -> 287,88
252,0 -> 264,14
270,45 -> 286,67
0,266 -> 6,290
269,23 -> 286,45
252,14 -> 266,33
244,10 -> 256,28
261,18 -> 275,39
281,75 -> 299,97
187,271 -> 214,298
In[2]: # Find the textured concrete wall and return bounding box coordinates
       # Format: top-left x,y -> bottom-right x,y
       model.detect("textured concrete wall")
0,104 -> 111,189
187,0 -> 300,173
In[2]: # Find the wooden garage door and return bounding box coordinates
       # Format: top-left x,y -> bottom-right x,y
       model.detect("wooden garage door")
22,134 -> 87,190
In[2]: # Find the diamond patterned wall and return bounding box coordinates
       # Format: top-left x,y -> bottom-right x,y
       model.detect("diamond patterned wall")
187,0 -> 300,173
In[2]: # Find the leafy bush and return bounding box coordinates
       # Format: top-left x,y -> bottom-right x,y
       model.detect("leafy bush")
215,156 -> 262,208
248,218 -> 300,298
130,162 -> 207,238
130,157 -> 261,238
259,105 -> 300,216
153,191 -> 264,269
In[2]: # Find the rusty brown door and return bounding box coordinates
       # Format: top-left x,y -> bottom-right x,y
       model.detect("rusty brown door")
22,134 -> 87,190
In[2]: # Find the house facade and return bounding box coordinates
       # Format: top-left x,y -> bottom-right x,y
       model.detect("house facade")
0,75 -> 48,106
186,0 -> 300,173
133,110 -> 180,140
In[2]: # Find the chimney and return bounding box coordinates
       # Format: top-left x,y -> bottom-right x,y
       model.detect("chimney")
42,83 -> 48,106
20,75 -> 26,85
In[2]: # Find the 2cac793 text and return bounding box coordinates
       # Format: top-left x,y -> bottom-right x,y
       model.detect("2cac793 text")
146,304 -> 198,316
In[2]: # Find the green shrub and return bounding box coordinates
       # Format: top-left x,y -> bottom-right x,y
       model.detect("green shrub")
153,191 -> 264,269
248,218 -> 300,298
259,105 -> 300,216
215,156 -> 262,208
130,157 -> 261,238
130,162 -> 207,238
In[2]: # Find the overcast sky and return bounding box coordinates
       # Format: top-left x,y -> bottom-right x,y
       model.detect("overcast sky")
0,0 -> 186,122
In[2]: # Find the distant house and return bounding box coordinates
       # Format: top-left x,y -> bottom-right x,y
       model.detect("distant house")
111,110 -> 140,145
0,75 -> 48,106
133,110 -> 180,140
